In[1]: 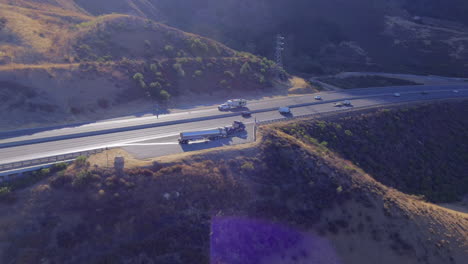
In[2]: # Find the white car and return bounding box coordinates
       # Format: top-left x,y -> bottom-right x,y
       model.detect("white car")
278,107 -> 291,114
453,90 -> 459,93
314,95 -> 322,100
218,104 -> 229,111
394,93 -> 401,97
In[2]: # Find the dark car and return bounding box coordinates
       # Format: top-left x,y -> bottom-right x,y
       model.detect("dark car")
241,111 -> 252,118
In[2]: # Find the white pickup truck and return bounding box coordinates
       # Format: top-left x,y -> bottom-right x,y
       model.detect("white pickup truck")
218,99 -> 247,111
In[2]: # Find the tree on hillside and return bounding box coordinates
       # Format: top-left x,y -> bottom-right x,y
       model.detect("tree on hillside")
133,73 -> 144,81
240,62 -> 251,75
159,90 -> 171,102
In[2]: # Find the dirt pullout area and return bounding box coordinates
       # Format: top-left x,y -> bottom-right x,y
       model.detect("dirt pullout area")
0,101 -> 466,264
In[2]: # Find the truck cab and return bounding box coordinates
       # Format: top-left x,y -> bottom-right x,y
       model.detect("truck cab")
218,99 -> 247,111
278,107 -> 291,115
218,104 -> 230,111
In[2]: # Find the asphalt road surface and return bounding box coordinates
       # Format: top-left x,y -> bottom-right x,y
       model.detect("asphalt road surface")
0,84 -> 466,166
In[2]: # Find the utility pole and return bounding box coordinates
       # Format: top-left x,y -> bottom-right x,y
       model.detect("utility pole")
105,147 -> 109,168
155,103 -> 159,119
275,34 -> 285,80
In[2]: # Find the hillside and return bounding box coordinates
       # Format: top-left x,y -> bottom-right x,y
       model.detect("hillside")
0,101 -> 466,263
280,100 -> 468,203
98,0 -> 468,77
0,1 -> 282,130
6,0 -> 468,78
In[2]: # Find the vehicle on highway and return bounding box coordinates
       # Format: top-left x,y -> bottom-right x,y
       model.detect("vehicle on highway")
218,99 -> 247,111
334,102 -> 343,107
314,95 -> 322,100
178,121 -> 245,144
394,93 -> 401,97
334,100 -> 352,107
421,91 -> 428,95
453,90 -> 459,93
278,107 -> 291,115
241,111 -> 252,118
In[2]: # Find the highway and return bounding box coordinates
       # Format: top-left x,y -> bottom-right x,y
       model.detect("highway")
0,84 -> 467,169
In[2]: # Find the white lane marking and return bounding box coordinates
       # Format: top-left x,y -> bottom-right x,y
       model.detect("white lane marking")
1,124 -> 242,163
82,108 -> 216,128
0,90 -> 463,164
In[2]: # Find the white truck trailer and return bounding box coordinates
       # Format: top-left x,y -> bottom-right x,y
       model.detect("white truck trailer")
218,99 -> 247,111
178,121 -> 246,144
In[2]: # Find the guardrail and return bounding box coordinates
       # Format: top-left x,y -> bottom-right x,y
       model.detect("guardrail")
0,148 -> 105,173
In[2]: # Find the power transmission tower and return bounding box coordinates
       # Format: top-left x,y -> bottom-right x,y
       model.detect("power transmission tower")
275,34 -> 285,80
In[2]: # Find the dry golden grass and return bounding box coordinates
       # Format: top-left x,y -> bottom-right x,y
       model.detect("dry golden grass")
0,62 -> 79,71
0,2 -> 91,63
287,76 -> 316,94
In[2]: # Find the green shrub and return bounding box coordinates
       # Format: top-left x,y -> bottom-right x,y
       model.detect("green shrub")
0,187 -> 12,202
51,162 -> 68,173
255,73 -> 265,84
72,170 -> 98,188
139,80 -> 147,89
75,156 -> 88,167
193,70 -> 203,78
39,168 -> 50,176
133,73 -> 144,81
187,38 -> 208,55
164,45 -> 174,52
173,63 -> 185,77
344,130 -> 353,136
177,50 -> 187,57
150,63 -> 158,72
159,90 -> 171,101
148,82 -> 162,97
336,186 -> 343,193
241,161 -> 255,171
240,62 -> 251,75
219,80 -> 228,86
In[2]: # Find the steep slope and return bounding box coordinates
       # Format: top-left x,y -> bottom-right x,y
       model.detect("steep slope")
0,1 -> 278,130
280,100 -> 468,203
113,0 -> 468,76
10,0 -> 468,76
0,101 -> 466,263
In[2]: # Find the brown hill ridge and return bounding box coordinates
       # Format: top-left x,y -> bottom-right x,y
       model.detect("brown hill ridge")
0,1 -> 282,130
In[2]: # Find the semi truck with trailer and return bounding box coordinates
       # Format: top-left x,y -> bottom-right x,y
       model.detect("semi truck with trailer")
218,99 -> 247,111
334,100 -> 352,107
178,121 -> 246,144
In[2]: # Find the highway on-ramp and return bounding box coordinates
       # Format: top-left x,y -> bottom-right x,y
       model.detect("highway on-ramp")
0,84 -> 466,171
